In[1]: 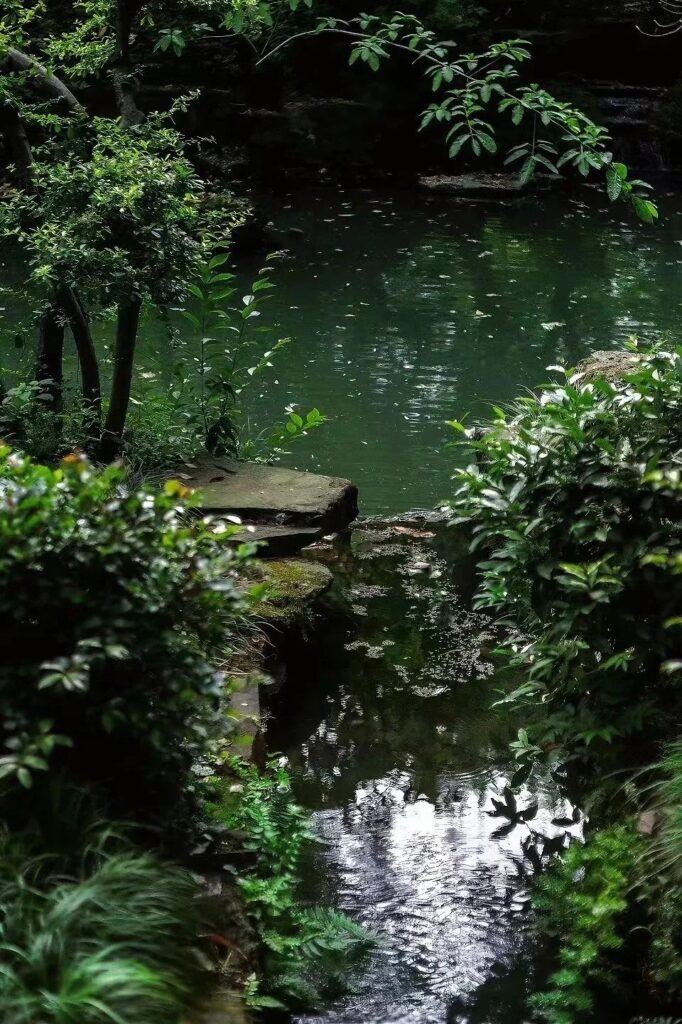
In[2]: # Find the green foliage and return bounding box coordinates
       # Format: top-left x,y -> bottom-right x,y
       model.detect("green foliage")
639,740 -> 682,995
646,740 -> 682,887
171,253 -> 326,462
0,825 -> 205,1024
648,885 -> 682,998
2,110 -> 208,308
206,756 -> 372,1008
240,406 -> 327,462
449,345 -> 682,758
0,448 -> 255,803
531,824 -> 642,1024
0,376 -> 99,466
306,12 -> 655,220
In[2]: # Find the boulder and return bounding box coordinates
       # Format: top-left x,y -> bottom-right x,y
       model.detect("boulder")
576,349 -> 641,384
171,458 -> 358,535
256,557 -> 334,628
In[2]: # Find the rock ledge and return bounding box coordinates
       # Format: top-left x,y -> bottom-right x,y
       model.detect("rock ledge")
170,458 -> 359,541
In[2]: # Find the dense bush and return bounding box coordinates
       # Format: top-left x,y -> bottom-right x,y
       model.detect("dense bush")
449,345 -> 682,758
0,448 -> 255,811
530,824 -> 642,1024
205,757 -> 371,1010
0,825 -> 204,1024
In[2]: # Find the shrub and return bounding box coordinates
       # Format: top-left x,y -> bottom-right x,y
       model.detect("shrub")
0,448 -> 255,813
449,345 -> 682,758
531,824 -> 642,1024
0,825 -> 205,1024
205,757 -> 372,1009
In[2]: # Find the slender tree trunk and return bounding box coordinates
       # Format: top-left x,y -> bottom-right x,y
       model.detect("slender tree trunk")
0,103 -> 34,187
112,0 -> 144,127
57,286 -> 102,442
100,297 -> 142,461
35,306 -> 65,411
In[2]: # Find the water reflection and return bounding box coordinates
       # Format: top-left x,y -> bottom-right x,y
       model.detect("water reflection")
303,768 -> 578,1024
267,525 -> 582,1023
245,186 -> 682,513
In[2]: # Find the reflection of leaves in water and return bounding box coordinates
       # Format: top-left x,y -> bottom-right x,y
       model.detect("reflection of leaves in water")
491,820 -> 517,840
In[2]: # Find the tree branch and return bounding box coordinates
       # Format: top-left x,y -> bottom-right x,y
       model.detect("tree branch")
112,0 -> 144,126
2,47 -> 85,114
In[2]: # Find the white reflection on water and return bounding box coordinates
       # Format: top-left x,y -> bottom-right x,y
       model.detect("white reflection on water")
297,768 -> 581,1024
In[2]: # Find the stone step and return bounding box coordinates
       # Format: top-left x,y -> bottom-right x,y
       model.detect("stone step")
230,522 -> 324,558
170,458 -> 358,535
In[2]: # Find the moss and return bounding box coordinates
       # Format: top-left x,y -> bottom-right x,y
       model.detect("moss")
576,349 -> 641,384
257,558 -> 333,626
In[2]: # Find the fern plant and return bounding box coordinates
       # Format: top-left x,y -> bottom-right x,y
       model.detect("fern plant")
205,757 -> 372,1009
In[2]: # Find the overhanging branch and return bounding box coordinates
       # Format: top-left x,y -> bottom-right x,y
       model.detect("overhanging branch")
2,47 -> 85,114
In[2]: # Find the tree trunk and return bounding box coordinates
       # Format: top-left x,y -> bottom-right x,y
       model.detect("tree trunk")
100,297 -> 142,461
57,286 -> 102,442
0,102 -> 34,186
112,0 -> 144,127
35,306 -> 65,411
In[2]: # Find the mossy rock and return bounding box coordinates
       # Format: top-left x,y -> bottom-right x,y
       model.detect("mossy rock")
258,558 -> 333,625
576,349 -> 641,384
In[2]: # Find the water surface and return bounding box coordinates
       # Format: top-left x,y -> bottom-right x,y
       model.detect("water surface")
243,185 -> 682,514
267,526 -> 584,1024
3,185 -> 681,515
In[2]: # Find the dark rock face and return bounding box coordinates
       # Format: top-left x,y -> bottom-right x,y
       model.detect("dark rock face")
230,523 -> 325,558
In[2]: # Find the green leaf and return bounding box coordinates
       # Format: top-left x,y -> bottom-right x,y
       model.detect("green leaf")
606,166 -> 622,202
209,253 -> 230,270
478,133 -> 497,154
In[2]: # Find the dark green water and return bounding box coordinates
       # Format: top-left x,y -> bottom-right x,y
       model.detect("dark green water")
256,185 -> 682,1019
4,185 -> 681,516
241,184 -> 682,514
267,526 -> 586,1024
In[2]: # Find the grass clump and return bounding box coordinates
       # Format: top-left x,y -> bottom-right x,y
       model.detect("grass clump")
0,826 -> 205,1024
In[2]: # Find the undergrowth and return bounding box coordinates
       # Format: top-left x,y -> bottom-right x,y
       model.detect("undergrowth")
0,824 -> 205,1024
204,756 -> 372,1010
530,824 -> 643,1024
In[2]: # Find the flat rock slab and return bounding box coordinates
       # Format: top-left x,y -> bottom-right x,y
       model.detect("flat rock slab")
231,523 -> 324,558
172,458 -> 358,534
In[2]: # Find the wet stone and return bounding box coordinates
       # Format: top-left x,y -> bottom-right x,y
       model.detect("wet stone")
170,458 -> 359,535
576,348 -> 641,384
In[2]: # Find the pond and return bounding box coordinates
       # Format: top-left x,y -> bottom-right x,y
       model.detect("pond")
266,525 -> 591,1024
241,183 -> 682,515
3,183 -> 681,516
255,183 -> 682,1022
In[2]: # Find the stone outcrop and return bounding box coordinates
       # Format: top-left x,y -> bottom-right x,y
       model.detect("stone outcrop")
576,349 -> 641,384
171,458 -> 358,541
259,557 -> 334,619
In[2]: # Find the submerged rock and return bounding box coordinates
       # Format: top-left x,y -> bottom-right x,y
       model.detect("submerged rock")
419,172 -> 526,195
259,557 -> 333,617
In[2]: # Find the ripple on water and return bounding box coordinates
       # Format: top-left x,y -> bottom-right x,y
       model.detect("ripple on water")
270,524 -> 581,1024
297,768 -> 577,1024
